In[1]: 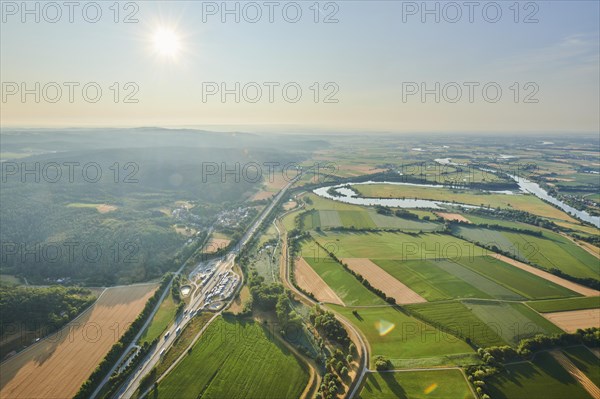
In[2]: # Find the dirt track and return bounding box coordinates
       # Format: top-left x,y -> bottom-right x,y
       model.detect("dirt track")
489,254 -> 600,297
341,258 -> 427,304
295,258 -> 344,305
543,309 -> 600,333
0,284 -> 157,399
550,350 -> 600,398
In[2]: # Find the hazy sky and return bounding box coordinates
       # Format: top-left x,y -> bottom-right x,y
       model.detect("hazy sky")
1,1 -> 599,132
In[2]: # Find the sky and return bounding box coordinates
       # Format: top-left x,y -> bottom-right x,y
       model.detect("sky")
1,0 -> 599,132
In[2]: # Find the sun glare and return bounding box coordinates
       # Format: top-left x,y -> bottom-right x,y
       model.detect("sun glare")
152,28 -> 181,59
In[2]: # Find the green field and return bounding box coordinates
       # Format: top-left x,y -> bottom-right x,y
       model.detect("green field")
454,226 -> 599,280
319,210 -> 343,227
340,210 -> 377,228
408,300 -> 564,347
302,255 -> 386,306
139,294 -> 178,345
157,316 -> 309,399
563,346 -> 600,385
464,214 -> 543,232
332,305 -> 475,367
368,211 -> 440,231
359,370 -> 474,399
464,301 -> 564,345
502,231 -> 599,280
486,352 -> 594,399
372,259 -> 498,301
455,256 -> 578,300
527,296 -> 600,313
406,301 -> 506,348
313,231 -> 480,261
0,274 -> 22,285
305,208 -> 439,232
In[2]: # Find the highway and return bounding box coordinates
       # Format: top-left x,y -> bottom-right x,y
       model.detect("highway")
114,175 -> 299,399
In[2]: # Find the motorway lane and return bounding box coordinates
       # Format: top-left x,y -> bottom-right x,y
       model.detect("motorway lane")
117,176 -> 299,398
117,254 -> 234,398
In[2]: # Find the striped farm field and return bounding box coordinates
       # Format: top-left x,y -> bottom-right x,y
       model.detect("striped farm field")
454,256 -> 579,300
406,301 -> 506,348
157,315 -> 309,399
0,284 -> 158,399
371,259 -> 498,301
408,300 -> 564,347
463,300 -> 564,345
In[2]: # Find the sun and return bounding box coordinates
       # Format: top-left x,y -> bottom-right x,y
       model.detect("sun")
152,28 -> 181,59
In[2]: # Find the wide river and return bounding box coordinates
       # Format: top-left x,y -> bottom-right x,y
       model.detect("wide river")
313,177 -> 600,228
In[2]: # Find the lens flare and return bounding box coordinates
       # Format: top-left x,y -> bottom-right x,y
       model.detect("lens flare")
424,383 -> 438,394
374,319 -> 395,336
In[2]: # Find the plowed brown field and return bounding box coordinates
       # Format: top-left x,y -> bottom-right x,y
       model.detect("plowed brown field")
341,258 -> 427,304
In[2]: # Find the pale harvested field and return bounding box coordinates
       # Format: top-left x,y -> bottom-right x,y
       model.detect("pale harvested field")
550,350 -> 600,398
336,164 -> 387,176
489,254 -> 600,297
0,284 -> 157,399
97,204 -> 117,213
202,238 -> 231,253
544,309 -> 600,333
295,258 -> 344,305
435,212 -> 470,223
341,258 -> 427,304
